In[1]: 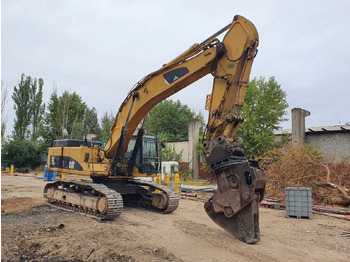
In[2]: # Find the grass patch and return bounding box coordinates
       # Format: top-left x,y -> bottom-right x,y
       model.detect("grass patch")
182,179 -> 215,186
35,165 -> 45,173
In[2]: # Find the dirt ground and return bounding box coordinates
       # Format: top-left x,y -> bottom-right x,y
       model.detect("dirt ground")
1,174 -> 350,262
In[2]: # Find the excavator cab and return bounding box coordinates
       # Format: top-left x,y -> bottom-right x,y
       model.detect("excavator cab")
125,134 -> 160,174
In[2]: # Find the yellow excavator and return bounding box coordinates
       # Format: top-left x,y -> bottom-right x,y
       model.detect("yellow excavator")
44,15 -> 266,244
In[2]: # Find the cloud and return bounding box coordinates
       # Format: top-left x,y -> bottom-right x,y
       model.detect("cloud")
2,0 -> 350,138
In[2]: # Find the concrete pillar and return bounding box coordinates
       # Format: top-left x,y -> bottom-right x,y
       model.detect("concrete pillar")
188,121 -> 204,179
291,108 -> 310,146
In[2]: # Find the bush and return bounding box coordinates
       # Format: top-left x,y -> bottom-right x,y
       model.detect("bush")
35,165 -> 45,173
1,140 -> 41,168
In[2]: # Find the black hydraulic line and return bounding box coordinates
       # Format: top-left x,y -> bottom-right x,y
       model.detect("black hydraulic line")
110,92 -> 139,175
129,128 -> 144,164
199,23 -> 231,46
210,41 -> 226,79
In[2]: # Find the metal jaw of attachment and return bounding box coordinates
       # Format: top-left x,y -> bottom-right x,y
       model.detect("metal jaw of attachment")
204,137 -> 266,244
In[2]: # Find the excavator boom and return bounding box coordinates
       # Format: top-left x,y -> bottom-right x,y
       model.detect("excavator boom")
103,15 -> 258,163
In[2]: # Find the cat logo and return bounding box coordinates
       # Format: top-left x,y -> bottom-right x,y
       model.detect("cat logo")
69,161 -> 75,169
163,67 -> 189,85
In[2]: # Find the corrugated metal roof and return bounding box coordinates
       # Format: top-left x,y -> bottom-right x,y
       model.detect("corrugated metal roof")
306,125 -> 350,133
274,129 -> 291,135
274,125 -> 350,135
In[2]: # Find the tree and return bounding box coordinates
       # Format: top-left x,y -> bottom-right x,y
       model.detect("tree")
161,144 -> 183,162
145,99 -> 203,141
40,89 -> 60,145
41,90 -> 87,147
1,140 -> 41,168
100,111 -> 114,141
30,78 -> 45,142
11,74 -> 45,141
12,74 -> 32,140
59,91 -> 87,139
237,76 -> 288,158
83,107 -> 101,140
1,81 -> 8,142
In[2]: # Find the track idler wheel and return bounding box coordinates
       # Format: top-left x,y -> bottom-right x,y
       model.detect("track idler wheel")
152,193 -> 168,210
97,197 -> 108,214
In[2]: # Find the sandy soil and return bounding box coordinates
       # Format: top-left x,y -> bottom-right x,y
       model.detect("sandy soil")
1,174 -> 350,262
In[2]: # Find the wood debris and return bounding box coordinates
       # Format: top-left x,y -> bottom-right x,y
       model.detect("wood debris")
181,190 -> 350,221
262,145 -> 350,207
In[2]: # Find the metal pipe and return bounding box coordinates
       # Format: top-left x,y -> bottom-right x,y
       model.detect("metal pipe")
199,23 -> 231,46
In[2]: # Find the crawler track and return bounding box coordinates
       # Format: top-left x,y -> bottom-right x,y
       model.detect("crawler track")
44,180 -> 123,220
129,180 -> 180,214
44,179 -> 180,219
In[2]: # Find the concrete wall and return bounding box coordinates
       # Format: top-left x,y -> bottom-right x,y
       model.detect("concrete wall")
174,126 -> 350,170
291,108 -> 310,146
305,132 -> 350,162
168,141 -> 189,162
188,121 -> 204,179
278,108 -> 350,163
167,121 -> 204,179
275,128 -> 350,163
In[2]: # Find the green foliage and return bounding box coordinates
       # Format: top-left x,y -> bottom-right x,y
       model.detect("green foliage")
182,179 -> 212,186
200,163 -> 213,173
195,134 -> 213,173
30,78 -> 45,142
35,165 -> 45,173
1,81 -> 8,142
100,111 -> 114,141
158,133 -> 183,162
40,90 -> 60,144
40,90 -> 87,146
161,144 -> 183,162
145,99 -> 203,141
237,76 -> 288,158
35,140 -> 51,156
61,91 -> 87,139
5,74 -> 44,168
1,140 -> 41,168
1,122 -> 6,142
262,144 -> 324,167
179,163 -> 192,181
83,107 -> 101,139
12,74 -> 32,140
12,74 -> 45,141
292,144 -> 324,163
275,132 -> 291,148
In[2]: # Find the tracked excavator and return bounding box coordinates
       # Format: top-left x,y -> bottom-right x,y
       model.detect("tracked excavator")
44,15 -> 266,244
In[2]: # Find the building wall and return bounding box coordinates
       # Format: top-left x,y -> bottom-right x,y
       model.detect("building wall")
167,141 -> 189,162
305,132 -> 350,162
174,131 -> 349,165
275,130 -> 350,163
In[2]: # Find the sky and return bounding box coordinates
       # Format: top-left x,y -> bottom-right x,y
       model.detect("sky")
2,0 -> 350,138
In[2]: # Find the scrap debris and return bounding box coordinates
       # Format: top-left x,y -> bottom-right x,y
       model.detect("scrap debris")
181,191 -> 213,203
181,189 -> 350,221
